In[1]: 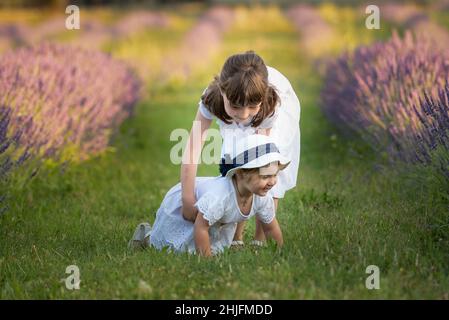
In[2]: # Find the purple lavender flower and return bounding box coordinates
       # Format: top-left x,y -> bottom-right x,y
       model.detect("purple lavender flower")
321,31 -> 449,183
0,42 -> 141,165
412,86 -> 449,181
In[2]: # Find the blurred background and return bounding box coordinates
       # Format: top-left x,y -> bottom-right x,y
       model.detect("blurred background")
1,0 -> 447,172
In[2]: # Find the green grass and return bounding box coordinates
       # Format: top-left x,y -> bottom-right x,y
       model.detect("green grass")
0,6 -> 448,299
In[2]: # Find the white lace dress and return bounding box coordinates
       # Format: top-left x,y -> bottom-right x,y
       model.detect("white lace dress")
199,66 -> 301,198
149,176 -> 276,255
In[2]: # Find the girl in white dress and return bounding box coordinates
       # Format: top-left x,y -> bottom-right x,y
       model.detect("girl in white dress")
130,135 -> 290,256
181,51 -> 301,245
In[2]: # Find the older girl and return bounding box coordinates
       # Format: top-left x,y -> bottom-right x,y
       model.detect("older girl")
181,51 -> 300,245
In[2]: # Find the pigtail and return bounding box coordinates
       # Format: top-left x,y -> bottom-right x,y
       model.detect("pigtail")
201,77 -> 233,124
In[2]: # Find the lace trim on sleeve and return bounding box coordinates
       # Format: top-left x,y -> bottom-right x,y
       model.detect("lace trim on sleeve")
195,193 -> 224,226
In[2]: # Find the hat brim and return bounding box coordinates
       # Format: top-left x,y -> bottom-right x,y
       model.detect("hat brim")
225,153 -> 290,178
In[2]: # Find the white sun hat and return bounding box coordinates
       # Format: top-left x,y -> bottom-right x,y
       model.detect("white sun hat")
219,134 -> 290,178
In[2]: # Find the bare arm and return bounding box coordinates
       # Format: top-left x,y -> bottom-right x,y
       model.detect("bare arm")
181,110 -> 212,222
261,217 -> 283,247
194,212 -> 212,257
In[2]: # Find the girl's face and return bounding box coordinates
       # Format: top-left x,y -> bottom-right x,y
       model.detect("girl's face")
221,92 -> 261,125
240,162 -> 279,196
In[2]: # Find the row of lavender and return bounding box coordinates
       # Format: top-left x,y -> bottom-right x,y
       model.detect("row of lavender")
0,5 -> 235,184
321,32 -> 449,183
0,42 -> 141,184
0,10 -> 169,52
160,6 -> 235,82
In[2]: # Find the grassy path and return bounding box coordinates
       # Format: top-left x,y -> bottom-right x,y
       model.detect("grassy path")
0,6 -> 448,299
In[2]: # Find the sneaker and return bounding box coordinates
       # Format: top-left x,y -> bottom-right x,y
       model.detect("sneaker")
128,222 -> 151,249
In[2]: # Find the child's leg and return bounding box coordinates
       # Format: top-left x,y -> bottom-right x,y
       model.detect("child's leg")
233,221 -> 246,242
254,198 -> 279,241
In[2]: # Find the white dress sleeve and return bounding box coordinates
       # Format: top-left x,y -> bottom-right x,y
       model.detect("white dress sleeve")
194,192 -> 225,226
198,100 -> 214,120
256,196 -> 276,224
198,87 -> 214,120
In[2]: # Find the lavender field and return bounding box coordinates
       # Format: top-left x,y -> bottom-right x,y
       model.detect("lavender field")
0,1 -> 448,299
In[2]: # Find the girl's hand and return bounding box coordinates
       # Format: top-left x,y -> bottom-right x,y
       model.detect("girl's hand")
182,199 -> 199,222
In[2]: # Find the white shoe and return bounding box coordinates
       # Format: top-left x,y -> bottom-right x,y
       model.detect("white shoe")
129,222 -> 151,249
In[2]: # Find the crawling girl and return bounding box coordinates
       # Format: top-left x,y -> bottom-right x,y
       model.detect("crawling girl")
130,134 -> 289,256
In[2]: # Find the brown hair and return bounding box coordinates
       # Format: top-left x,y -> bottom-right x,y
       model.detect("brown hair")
201,51 -> 280,127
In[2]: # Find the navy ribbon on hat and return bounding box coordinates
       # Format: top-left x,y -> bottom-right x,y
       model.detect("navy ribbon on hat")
219,143 -> 279,177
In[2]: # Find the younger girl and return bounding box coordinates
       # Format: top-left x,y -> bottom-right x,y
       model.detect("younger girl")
130,135 -> 289,256
181,51 -> 300,245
